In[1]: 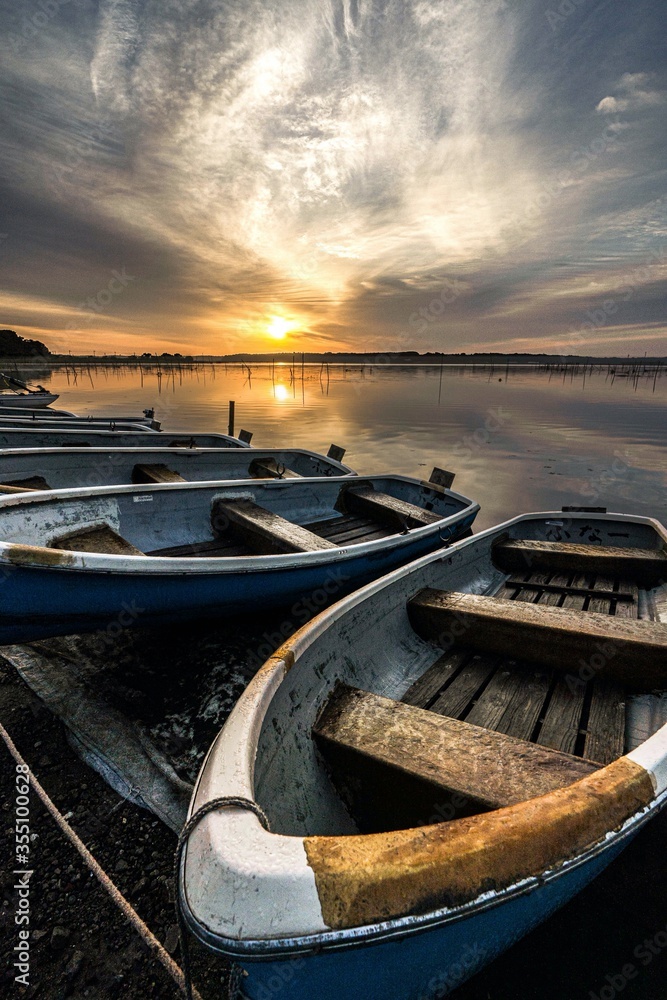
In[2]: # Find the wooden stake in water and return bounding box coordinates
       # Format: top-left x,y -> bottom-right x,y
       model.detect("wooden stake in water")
228,399 -> 235,436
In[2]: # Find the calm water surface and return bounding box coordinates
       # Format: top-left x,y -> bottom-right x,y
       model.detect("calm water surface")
45,363 -> 667,530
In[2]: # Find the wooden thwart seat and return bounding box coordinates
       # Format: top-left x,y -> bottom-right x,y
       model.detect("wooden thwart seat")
407,589 -> 667,688
335,483 -> 441,531
248,457 -> 300,479
493,538 -> 667,587
49,523 -> 144,556
0,476 -> 51,492
132,463 -> 186,484
314,685 -> 599,815
212,497 -> 337,554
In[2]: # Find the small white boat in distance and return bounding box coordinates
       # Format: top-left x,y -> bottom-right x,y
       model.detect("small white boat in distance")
179,508 -> 667,1000
0,373 -> 59,407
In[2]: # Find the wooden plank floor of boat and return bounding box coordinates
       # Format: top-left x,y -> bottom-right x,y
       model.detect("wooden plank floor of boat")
403,568 -> 636,766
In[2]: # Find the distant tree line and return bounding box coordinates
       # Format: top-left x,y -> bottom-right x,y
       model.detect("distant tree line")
0,329 -> 50,357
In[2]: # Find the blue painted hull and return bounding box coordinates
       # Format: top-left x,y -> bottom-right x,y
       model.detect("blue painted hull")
0,512 -> 476,643
239,836 -> 631,1000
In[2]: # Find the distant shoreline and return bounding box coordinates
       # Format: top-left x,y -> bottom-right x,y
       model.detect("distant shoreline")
3,352 -> 667,367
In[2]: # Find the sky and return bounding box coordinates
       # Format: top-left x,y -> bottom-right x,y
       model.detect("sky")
0,0 -> 665,356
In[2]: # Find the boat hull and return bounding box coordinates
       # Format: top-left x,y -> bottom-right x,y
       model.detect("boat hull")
0,510 -> 476,643
235,832 -> 634,1000
0,392 -> 59,408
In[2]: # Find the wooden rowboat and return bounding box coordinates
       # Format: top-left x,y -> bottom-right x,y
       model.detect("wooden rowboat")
0,474 -> 477,643
178,509 -> 667,1000
0,427 -> 251,450
0,447 -> 354,493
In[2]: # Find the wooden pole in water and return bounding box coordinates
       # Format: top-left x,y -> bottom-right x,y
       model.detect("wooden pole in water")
228,399 -> 235,436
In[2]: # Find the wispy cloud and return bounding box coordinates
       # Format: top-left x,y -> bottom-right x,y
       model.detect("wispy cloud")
0,0 -> 665,354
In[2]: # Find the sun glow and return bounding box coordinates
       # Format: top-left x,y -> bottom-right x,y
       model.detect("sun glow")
266,315 -> 294,340
273,383 -> 290,401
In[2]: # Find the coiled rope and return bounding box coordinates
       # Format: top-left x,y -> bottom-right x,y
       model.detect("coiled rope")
0,720 -> 203,1000
175,796 -> 271,1000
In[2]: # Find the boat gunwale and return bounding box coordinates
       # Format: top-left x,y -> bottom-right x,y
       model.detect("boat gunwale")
178,785 -> 667,959
0,475 -> 478,573
0,444 -> 355,477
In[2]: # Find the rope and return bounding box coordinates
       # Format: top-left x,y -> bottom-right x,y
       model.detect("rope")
175,796 -> 271,1000
0,720 -> 203,1000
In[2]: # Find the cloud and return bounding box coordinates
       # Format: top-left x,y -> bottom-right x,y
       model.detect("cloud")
0,0 -> 666,355
596,72 -> 665,114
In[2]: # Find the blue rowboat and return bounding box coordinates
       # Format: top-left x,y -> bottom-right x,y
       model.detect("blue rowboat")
0,427 -> 251,449
0,446 -> 354,492
178,509 -> 667,1000
0,474 -> 477,643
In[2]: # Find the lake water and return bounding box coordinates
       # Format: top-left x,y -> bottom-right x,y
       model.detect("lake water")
45,362 -> 667,529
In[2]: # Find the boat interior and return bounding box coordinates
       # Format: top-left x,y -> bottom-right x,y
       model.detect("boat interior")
249,516 -> 667,837
0,475 -> 467,559
0,448 -> 349,493
313,531 -> 667,832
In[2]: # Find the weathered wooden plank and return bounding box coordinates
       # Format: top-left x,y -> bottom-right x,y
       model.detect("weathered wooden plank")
561,574 -> 589,611
464,662 -> 524,730
588,574 -> 616,615
613,581 -> 639,619
401,650 -> 470,709
50,524 -> 144,556
407,589 -> 667,688
147,537 -> 252,557
248,457 -> 300,479
583,679 -> 626,765
212,498 -> 338,554
493,538 -> 667,586
132,463 -> 186,484
319,520 -> 394,544
495,666 -> 553,742
506,577 -> 633,603
313,685 -> 600,813
0,476 -> 51,491
537,677 -> 587,756
336,483 -> 441,531
537,572 -> 572,607
430,654 -> 498,719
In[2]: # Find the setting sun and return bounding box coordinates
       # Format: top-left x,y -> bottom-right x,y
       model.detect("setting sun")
266,315 -> 294,340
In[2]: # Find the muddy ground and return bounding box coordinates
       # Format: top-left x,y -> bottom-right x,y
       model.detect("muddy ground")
1,651 -> 666,1000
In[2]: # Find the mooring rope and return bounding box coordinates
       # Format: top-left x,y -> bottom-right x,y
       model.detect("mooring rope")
0,720 -> 203,1000
175,796 -> 271,1000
